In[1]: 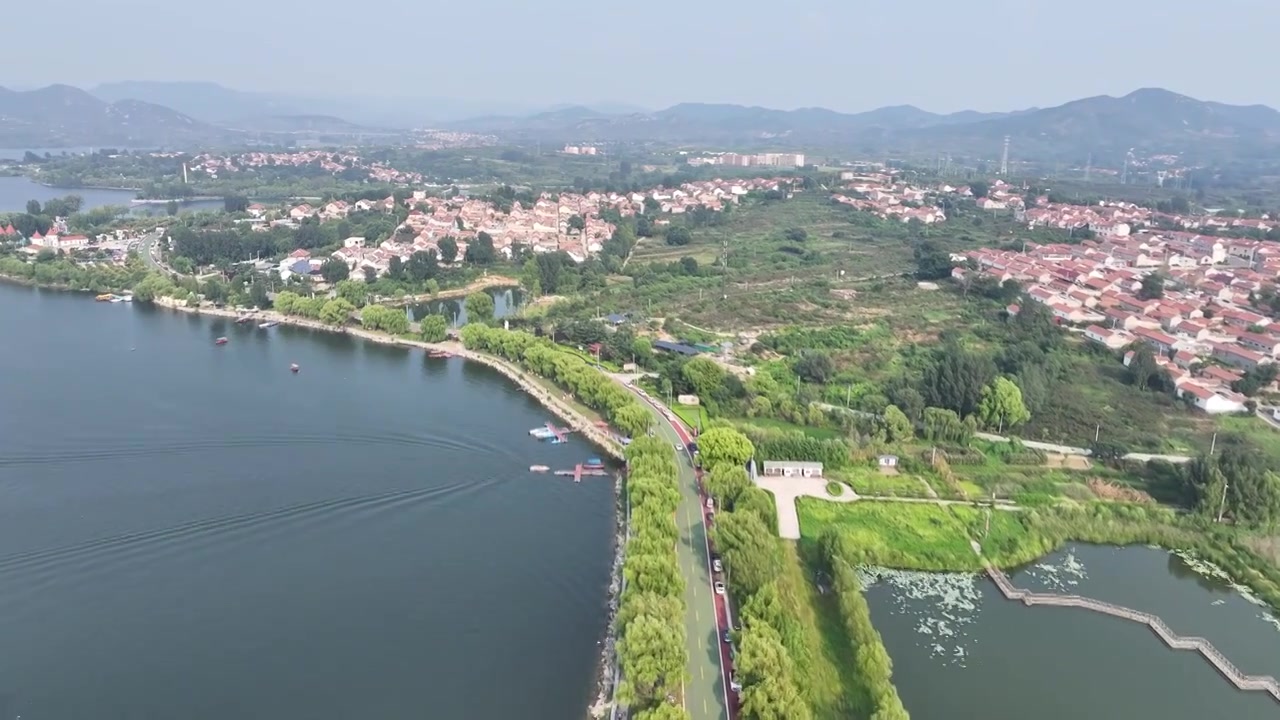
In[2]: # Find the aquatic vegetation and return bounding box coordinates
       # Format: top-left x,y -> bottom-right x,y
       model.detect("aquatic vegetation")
859,566 -> 983,666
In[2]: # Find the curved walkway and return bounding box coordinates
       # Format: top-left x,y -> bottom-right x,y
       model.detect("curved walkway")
987,565 -> 1280,702
754,477 -> 1019,540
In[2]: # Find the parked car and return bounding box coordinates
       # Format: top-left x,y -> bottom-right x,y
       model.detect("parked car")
714,581 -> 726,595
712,558 -> 723,573
722,629 -> 732,644
705,497 -> 715,510
729,674 -> 742,692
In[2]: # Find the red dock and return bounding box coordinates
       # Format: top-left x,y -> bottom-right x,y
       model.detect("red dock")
552,464 -> 611,482
546,422 -> 570,442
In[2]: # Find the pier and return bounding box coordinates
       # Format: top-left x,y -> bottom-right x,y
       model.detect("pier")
553,464 -> 612,482
986,565 -> 1280,702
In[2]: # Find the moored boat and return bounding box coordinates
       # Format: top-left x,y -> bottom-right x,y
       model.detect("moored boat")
428,350 -> 453,359
215,337 -> 229,345
259,320 -> 280,329
95,293 -> 114,302
290,363 -> 300,373
529,465 -> 550,473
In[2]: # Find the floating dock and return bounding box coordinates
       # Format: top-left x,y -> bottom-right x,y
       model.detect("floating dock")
553,463 -> 612,483
529,422 -> 571,442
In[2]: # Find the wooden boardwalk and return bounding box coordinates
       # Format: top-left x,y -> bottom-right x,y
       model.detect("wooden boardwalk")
987,566 -> 1280,702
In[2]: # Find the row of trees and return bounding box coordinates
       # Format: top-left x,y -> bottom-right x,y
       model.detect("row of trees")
272,291 -> 355,325
616,436 -> 690,719
699,427 -> 813,720
456,324 -> 652,438
820,534 -> 910,719
359,304 -> 410,335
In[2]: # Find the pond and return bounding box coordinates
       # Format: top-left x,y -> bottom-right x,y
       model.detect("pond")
863,543 -> 1280,719
408,286 -> 524,326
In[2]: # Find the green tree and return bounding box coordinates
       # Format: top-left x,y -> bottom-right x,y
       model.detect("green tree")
977,377 -> 1031,432
697,427 -> 755,469
567,214 -> 586,232
165,200 -> 179,216
614,403 -> 653,438
438,236 -> 459,264
335,279 -> 368,307
665,226 -> 691,246
420,314 -> 449,343
1138,273 -> 1165,300
913,240 -> 953,280
249,280 -> 270,309
321,258 -> 350,283
711,510 -> 780,596
882,404 -> 914,443
706,464 -> 752,508
319,298 -> 355,325
465,232 -> 497,264
25,199 -> 41,215
465,291 -> 495,323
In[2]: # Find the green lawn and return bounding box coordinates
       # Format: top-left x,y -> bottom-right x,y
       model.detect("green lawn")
797,499 -> 983,571
733,416 -> 842,440
830,467 -> 932,498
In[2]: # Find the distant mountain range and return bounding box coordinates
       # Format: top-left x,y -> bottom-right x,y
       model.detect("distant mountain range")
2,82 -> 1277,164
446,89 -> 1280,163
0,84 -> 232,148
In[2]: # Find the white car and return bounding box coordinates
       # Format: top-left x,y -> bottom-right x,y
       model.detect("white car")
714,581 -> 726,595
712,558 -> 723,574
729,674 -> 742,692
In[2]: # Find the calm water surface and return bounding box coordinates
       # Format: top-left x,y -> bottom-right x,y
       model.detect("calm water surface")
410,287 -> 523,326
0,176 -> 221,214
0,282 -> 614,719
864,543 -> 1280,719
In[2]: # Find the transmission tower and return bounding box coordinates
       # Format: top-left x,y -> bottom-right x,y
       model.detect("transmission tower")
999,136 -> 1010,176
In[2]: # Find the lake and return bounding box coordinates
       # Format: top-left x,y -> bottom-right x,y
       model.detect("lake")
0,175 -> 222,214
410,287 -> 524,327
863,543 -> 1280,719
0,282 -> 615,719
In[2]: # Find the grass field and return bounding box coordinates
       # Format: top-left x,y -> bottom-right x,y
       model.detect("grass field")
774,543 -> 861,718
797,500 -> 985,571
830,467 -> 933,498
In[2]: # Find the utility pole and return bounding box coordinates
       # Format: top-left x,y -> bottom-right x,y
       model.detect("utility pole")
1210,432 -> 1218,455
1216,481 -> 1229,523
1095,424 -> 1100,443
999,136 -> 1010,176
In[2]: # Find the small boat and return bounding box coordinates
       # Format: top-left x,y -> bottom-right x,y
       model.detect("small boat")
290,363 -> 300,373
109,296 -> 123,303
95,293 -> 114,302
428,350 -> 453,359
259,320 -> 280,329
215,337 -> 228,346
120,295 -> 133,303
235,316 -> 255,324
584,457 -> 604,468
529,465 -> 550,473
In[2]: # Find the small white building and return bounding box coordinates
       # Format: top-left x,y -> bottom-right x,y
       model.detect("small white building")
760,461 -> 823,478
1176,383 -> 1246,415
877,454 -> 899,468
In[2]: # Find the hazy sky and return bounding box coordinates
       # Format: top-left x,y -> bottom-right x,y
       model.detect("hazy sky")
5,0 -> 1276,112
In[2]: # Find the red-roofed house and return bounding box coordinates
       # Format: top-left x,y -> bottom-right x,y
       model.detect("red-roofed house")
1175,382 -> 1246,414
1134,327 -> 1179,355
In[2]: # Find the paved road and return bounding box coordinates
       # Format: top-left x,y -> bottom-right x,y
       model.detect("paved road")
138,231 -> 171,274
976,431 -> 1193,463
625,386 -> 730,720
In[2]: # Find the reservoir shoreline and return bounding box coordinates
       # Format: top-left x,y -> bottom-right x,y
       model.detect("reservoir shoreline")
149,295 -> 628,718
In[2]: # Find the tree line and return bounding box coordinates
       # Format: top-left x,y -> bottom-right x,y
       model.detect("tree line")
698,427 -> 814,720
819,534 -> 910,720
457,324 -> 652,438
616,436 -> 690,720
